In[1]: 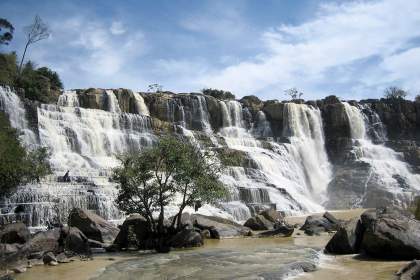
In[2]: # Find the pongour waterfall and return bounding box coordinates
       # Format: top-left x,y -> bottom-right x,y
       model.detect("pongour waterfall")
343,102 -> 420,207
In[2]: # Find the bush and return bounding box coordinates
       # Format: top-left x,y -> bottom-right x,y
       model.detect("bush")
0,52 -> 18,86
202,88 -> 235,100
415,95 -> 420,103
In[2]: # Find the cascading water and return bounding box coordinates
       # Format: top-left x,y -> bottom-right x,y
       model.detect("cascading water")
343,102 -> 420,207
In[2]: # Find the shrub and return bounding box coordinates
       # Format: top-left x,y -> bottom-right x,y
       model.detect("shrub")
202,88 -> 235,100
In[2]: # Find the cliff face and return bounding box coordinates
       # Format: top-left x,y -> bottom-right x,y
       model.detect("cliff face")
3,86 -> 420,226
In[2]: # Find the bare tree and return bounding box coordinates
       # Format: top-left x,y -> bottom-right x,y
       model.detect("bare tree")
18,15 -> 50,73
384,86 -> 408,100
284,87 -> 303,100
147,83 -> 163,93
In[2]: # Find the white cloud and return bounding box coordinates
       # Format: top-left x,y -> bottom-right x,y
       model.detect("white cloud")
110,21 -> 126,35
194,0 -> 420,99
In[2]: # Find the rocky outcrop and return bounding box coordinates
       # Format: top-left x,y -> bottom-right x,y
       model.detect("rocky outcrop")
300,212 -> 341,235
113,214 -> 151,249
28,228 -> 63,254
244,215 -> 273,230
64,227 -> 91,255
68,208 -> 119,245
190,214 -> 251,238
325,218 -> 363,254
0,222 -> 31,244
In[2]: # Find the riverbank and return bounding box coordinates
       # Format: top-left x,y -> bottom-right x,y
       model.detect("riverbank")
13,209 -> 407,280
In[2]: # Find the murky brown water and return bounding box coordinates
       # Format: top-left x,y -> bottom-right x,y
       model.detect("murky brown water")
15,209 -> 406,280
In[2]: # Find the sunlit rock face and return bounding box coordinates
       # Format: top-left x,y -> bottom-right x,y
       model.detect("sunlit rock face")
1,86 -> 419,228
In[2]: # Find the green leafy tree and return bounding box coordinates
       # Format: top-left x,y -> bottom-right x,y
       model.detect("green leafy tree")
0,112 -> 51,196
0,52 -> 18,86
113,136 -> 226,236
0,18 -> 14,45
415,94 -> 420,103
202,88 -> 235,100
384,86 -> 408,100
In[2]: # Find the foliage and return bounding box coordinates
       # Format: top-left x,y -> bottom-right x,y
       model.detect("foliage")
415,94 -> 420,103
0,18 -> 14,45
19,15 -> 50,72
202,88 -> 235,100
0,112 -> 51,196
0,52 -> 18,86
0,52 -> 63,103
384,86 -> 408,100
113,135 -> 226,234
284,87 -> 303,100
216,147 -> 247,167
147,83 -> 163,93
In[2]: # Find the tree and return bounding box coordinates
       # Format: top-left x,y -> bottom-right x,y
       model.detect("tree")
147,83 -> 163,93
284,88 -> 303,100
0,18 -> 14,45
202,88 -> 235,100
384,86 -> 408,100
0,112 -> 51,196
415,94 -> 420,103
112,136 -> 226,237
18,15 -> 50,73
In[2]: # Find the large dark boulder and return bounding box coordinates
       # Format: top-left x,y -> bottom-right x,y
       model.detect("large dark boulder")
190,214 -> 251,238
28,228 -> 62,254
396,260 -> 420,280
325,218 -> 363,254
258,223 -> 294,237
259,209 -> 284,223
168,229 -> 203,248
68,208 -> 119,245
300,213 -> 340,235
0,243 -> 29,267
113,214 -> 151,249
0,223 -> 30,244
64,227 -> 91,255
360,207 -> 420,259
244,215 -> 273,230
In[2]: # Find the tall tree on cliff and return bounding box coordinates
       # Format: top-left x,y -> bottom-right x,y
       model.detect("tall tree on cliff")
0,18 -> 14,45
18,15 -> 50,73
112,136 -> 226,236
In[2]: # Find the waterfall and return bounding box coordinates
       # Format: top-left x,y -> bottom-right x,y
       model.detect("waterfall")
57,90 -> 79,107
343,102 -> 420,206
105,90 -> 122,113
0,87 -> 38,147
133,92 -> 150,116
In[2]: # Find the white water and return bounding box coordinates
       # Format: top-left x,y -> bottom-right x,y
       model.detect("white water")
343,102 -> 420,206
133,92 -> 150,116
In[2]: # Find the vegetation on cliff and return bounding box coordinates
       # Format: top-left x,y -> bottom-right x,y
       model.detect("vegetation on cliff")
0,17 -> 62,103
0,112 -> 51,196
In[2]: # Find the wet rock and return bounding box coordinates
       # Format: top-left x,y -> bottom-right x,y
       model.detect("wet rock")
325,218 -> 363,254
360,207 -> 420,259
168,228 -> 203,248
244,215 -> 274,230
258,223 -> 294,237
113,214 -> 151,249
11,265 -> 26,273
300,213 -> 340,235
56,252 -> 71,263
259,209 -> 284,224
28,228 -> 62,254
200,229 -> 211,239
396,260 -> 420,280
42,252 -> 57,265
0,243 -> 28,267
64,227 -> 91,255
190,214 -> 251,238
0,223 -> 31,244
68,208 -> 119,245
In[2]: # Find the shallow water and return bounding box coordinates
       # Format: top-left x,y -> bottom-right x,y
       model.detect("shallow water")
15,209 -> 406,280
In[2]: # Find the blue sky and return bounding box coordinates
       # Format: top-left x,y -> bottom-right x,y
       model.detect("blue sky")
1,0 -> 420,100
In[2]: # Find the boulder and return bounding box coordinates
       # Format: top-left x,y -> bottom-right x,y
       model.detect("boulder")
325,218 -> 363,254
168,229 -> 203,248
300,213 -> 340,235
113,214 -> 151,249
0,223 -> 31,244
42,252 -> 57,265
68,208 -> 119,245
244,215 -> 273,230
259,209 -> 284,223
190,214 -> 251,238
258,223 -> 294,237
360,207 -> 420,259
0,243 -> 28,266
64,227 -> 91,255
396,260 -> 420,280
28,228 -> 62,254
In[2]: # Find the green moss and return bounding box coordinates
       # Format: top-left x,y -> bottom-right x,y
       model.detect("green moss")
216,147 -> 247,167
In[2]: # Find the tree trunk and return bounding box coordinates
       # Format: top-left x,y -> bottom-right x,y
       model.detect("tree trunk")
18,41 -> 30,74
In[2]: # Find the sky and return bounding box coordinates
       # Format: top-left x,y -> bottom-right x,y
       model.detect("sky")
1,0 -> 420,101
